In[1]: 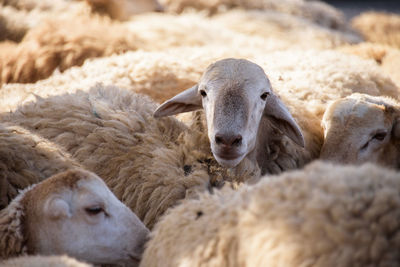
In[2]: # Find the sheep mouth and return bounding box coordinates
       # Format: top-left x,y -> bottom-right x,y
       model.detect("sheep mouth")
215,150 -> 243,160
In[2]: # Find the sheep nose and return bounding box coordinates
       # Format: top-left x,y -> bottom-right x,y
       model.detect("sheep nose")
215,133 -> 242,147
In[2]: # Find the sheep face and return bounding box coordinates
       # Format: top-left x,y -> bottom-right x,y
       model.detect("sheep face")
24,170 -> 149,266
154,58 -> 304,168
321,94 -> 400,168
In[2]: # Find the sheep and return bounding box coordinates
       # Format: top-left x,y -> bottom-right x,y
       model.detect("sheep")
1,46 -> 396,111
0,84 -> 261,228
0,7 -> 361,85
320,93 -> 400,169
0,123 -> 81,209
352,11 -> 400,49
0,169 -> 149,266
154,51 -> 399,174
0,0 -> 92,41
212,9 -> 361,48
154,58 -> 309,175
142,161 -> 400,267
160,0 -> 352,32
0,255 -> 91,267
0,16 -> 138,84
339,42 -> 400,88
1,48 -> 397,172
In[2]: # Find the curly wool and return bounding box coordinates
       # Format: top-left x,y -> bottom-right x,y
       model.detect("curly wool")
0,85 -> 260,228
339,42 -> 400,88
142,161 -> 400,267
0,123 -> 80,209
160,0 -> 350,32
0,186 -> 32,259
352,11 -> 400,49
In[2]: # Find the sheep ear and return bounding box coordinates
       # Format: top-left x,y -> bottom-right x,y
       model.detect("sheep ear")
44,197 -> 71,220
153,85 -> 202,118
264,94 -> 305,147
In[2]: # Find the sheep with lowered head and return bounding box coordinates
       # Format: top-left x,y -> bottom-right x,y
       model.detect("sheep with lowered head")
0,169 -> 149,266
320,93 -> 400,169
142,161 -> 400,267
0,255 -> 91,267
0,123 -> 81,209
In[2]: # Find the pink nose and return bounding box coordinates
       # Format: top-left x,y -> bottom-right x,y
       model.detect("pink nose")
215,133 -> 242,147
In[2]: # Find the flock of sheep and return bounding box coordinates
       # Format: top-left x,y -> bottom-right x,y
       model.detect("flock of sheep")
1,0 -> 400,266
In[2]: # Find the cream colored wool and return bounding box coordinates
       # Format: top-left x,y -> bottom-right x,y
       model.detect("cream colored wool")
352,12 -> 400,49
0,16 -> 137,84
0,85 -> 260,228
339,42 -> 400,89
0,123 -> 80,209
0,8 -> 361,85
160,0 -> 351,32
1,48 -> 397,174
142,161 -> 400,267
0,255 -> 92,267
0,0 -> 92,41
212,9 -> 361,48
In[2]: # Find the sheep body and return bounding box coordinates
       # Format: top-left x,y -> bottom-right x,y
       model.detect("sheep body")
0,85 -> 259,228
0,8 -> 360,85
142,161 -> 400,267
352,11 -> 400,49
339,42 -> 400,88
160,0 -> 351,33
0,123 -> 80,209
1,48 -> 397,174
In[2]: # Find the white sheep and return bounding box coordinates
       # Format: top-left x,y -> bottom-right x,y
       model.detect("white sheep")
0,169 -> 149,266
0,84 -> 260,228
142,161 -> 400,267
0,123 -> 80,209
0,255 -> 91,267
0,6 -> 362,85
154,58 -> 308,175
320,93 -> 400,168
1,48 -> 397,172
160,0 -> 352,34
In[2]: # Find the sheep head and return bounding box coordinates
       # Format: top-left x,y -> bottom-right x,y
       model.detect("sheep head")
321,93 -> 400,168
154,58 -> 304,168
19,169 -> 149,266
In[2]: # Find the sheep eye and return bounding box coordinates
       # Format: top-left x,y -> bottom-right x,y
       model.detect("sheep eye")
199,90 -> 207,97
260,92 -> 269,101
373,132 -> 387,141
85,206 -> 103,215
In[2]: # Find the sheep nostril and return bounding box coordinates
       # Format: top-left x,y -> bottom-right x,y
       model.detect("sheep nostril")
232,136 -> 242,146
215,135 -> 224,145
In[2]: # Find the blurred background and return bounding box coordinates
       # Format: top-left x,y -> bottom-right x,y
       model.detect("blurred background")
325,0 -> 400,18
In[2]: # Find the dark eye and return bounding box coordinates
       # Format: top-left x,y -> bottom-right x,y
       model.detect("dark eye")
373,132 -> 387,141
85,206 -> 103,215
200,90 -> 207,97
260,92 -> 269,101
